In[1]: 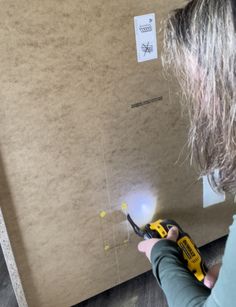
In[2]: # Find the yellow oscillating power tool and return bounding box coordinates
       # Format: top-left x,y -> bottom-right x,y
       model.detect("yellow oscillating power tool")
127,214 -> 207,282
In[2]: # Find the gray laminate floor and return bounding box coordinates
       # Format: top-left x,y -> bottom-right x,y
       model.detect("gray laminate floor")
74,236 -> 227,307
0,237 -> 227,307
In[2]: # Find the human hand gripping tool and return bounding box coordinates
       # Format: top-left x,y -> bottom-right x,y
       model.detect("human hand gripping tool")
127,214 -> 207,282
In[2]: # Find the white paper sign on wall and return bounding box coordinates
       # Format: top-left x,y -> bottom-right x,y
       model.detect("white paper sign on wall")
203,170 -> 225,208
134,13 -> 158,62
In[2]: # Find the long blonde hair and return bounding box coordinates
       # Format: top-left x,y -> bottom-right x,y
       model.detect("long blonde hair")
163,0 -> 236,193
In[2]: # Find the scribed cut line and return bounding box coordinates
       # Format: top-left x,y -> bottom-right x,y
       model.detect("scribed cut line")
121,202 -> 130,243
131,96 -> 163,109
99,128 -> 121,283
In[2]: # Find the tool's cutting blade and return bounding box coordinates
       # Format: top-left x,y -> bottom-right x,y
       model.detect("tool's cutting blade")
127,214 -> 146,238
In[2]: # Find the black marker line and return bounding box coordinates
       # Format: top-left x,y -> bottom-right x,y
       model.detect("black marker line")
131,96 -> 163,108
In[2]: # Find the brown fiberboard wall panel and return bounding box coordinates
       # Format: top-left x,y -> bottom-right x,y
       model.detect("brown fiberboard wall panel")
0,0 -> 235,306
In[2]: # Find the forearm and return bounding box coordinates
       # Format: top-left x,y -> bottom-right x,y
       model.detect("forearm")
151,240 -> 210,307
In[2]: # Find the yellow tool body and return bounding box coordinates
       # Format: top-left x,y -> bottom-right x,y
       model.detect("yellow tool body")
149,219 -> 206,282
127,214 -> 207,282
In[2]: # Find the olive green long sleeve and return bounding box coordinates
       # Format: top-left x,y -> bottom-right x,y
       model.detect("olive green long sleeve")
151,215 -> 236,307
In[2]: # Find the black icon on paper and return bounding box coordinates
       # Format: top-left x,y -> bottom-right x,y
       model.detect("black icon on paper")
139,24 -> 152,33
142,42 -> 153,56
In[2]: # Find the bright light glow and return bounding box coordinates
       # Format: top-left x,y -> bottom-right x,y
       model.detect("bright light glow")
124,191 -> 157,227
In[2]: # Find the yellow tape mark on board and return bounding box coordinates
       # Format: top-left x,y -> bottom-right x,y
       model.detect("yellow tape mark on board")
121,202 -> 128,210
100,211 -> 107,218
104,245 -> 110,251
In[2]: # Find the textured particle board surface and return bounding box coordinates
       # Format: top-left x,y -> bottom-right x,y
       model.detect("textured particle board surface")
0,1 -> 235,306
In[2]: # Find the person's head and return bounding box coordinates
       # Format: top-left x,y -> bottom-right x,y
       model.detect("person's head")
163,0 -> 236,193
